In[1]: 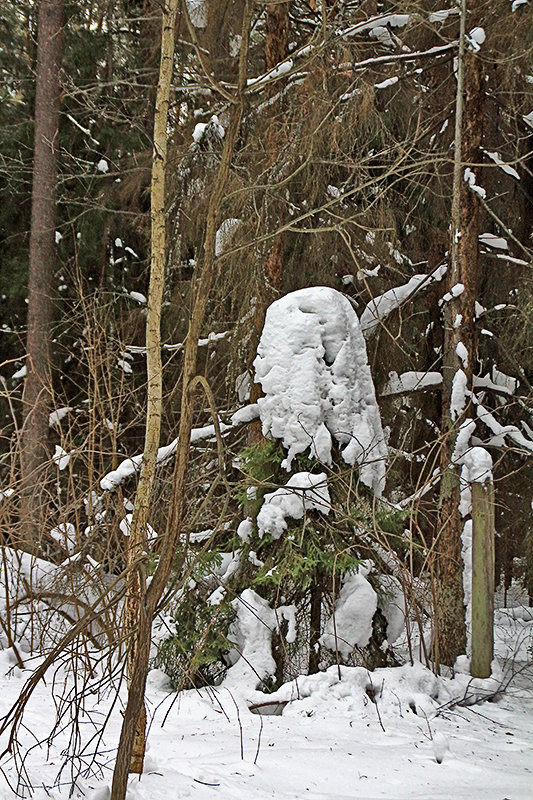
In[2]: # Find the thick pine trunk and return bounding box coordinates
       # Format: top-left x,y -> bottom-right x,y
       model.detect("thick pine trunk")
20,0 -> 63,552
435,9 -> 484,667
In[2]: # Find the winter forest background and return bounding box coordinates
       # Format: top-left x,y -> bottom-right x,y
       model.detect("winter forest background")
0,2 -> 532,799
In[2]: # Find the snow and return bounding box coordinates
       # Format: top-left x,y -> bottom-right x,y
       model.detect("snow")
117,358 -> 133,373
379,574 -> 406,644
186,0 -> 207,27
100,413 -> 255,491
247,59 -> 293,89
467,27 -> 486,52
357,265 -> 380,280
452,419 -> 493,535
96,158 -> 109,173
441,282 -> 465,304
0,539 -> 531,798
484,150 -> 520,180
254,287 -> 387,494
0,488 -> 14,503
12,364 -> 26,380
198,330 -> 229,346
340,13 -> 409,40
207,585 -> 226,606
452,418 -> 477,465
1,644 -> 531,800
462,446 -> 493,485
464,167 -> 486,198
374,76 -> 399,89
320,568 -> 377,657
192,122 -> 207,142
382,370 -> 442,395
49,406 -> 71,427
456,340 -> 468,368
450,368 -> 468,420
429,8 -> 460,23
119,512 -> 157,543
129,291 -> 147,304
237,517 -> 253,542
491,366 -> 518,394
474,370 -> 516,396
230,403 -> 259,425
256,472 -> 331,540
361,266 -> 446,336
215,218 -> 239,256
224,589 -> 277,688
235,371 -> 251,403
454,439 -> 493,632
192,115 -> 224,143
479,232 -> 509,250
49,522 -> 77,553
53,444 -> 72,471
373,14 -> 409,28
476,403 -> 533,452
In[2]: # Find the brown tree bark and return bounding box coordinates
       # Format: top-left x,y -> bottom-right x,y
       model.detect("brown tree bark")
435,7 -> 484,667
20,0 -> 63,552
247,2 -> 290,444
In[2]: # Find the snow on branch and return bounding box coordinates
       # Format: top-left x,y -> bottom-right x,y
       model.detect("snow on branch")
360,265 -> 446,337
476,403 -> 533,453
244,13 -> 451,96
100,405 -> 259,491
382,371 -> 442,396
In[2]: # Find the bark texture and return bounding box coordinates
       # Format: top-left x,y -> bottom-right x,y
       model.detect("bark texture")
20,0 -> 63,551
435,8 -> 485,667
247,2 -> 290,445
471,481 -> 495,678
122,0 -> 179,775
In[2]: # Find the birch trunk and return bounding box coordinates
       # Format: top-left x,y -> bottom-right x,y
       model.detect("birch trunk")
110,4 -> 253,798
120,0 -> 178,777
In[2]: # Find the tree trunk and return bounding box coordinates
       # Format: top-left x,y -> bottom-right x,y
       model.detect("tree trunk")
122,0 -> 179,776
110,5 -> 253,799
471,481 -> 495,678
435,1 -> 484,668
20,0 -> 63,552
247,2 -> 289,444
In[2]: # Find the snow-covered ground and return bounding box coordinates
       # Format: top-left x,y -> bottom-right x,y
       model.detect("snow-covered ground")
0,607 -> 531,800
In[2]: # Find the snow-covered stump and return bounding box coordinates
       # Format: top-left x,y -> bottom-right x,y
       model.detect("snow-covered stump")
471,481 -> 495,678
253,286 -> 387,494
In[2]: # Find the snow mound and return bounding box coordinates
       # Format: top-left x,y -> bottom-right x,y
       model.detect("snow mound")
253,287 -> 387,494
320,568 -> 378,657
224,589 -> 277,689
238,658 -> 507,721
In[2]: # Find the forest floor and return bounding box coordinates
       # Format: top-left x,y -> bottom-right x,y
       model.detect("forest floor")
0,605 -> 531,800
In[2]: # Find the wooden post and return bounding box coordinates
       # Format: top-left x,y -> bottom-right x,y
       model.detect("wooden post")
471,481 -> 495,678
